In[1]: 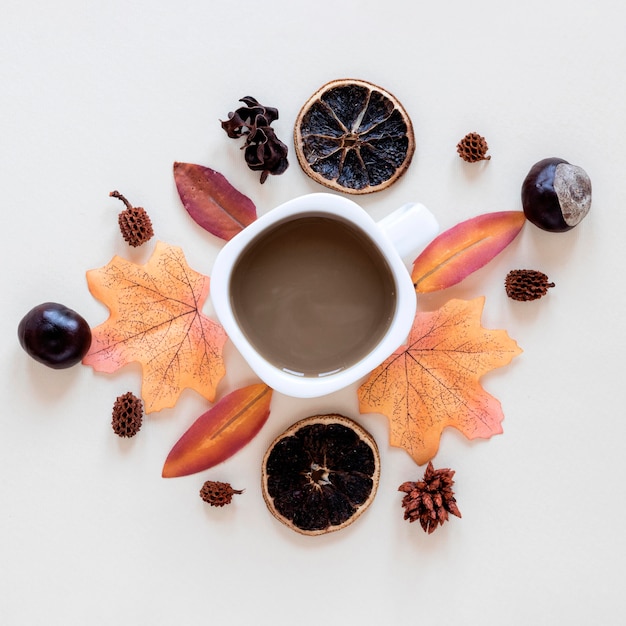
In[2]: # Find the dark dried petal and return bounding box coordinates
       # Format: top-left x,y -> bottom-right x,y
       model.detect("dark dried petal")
244,126 -> 289,183
239,96 -> 279,124
244,127 -> 269,166
239,95 -> 260,107
221,96 -> 289,183
271,155 -> 289,176
221,111 -> 249,138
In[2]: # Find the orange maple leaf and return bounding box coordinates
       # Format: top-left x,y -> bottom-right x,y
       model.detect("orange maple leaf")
83,241 -> 228,413
358,298 -> 522,465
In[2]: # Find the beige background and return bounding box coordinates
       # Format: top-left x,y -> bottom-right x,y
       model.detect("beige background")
1,1 -> 624,624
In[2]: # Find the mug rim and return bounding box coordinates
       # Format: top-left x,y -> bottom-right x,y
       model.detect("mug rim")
210,192 -> 417,398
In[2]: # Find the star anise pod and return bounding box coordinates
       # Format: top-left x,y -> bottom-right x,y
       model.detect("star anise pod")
399,462 -> 461,533
221,96 -> 288,184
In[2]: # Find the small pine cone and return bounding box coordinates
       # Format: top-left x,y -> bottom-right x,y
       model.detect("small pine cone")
456,132 -> 491,162
110,191 -> 154,247
118,206 -> 154,247
505,269 -> 555,301
398,462 -> 461,534
199,481 -> 244,507
111,392 -> 143,437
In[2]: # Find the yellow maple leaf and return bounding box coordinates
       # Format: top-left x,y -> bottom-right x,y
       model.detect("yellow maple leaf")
83,241 -> 228,413
358,298 -> 522,465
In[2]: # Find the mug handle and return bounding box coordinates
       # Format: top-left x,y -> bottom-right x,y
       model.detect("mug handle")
377,203 -> 439,263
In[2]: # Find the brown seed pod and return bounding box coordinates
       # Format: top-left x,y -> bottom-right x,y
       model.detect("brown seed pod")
110,190 -> 154,247
456,132 -> 491,163
199,481 -> 244,507
505,269 -> 555,301
111,392 -> 143,437
398,462 -> 461,534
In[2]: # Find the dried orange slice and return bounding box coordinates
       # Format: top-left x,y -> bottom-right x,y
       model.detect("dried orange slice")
294,78 -> 415,194
261,414 -> 380,536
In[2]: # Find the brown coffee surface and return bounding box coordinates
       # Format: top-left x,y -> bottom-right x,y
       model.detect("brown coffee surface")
230,216 -> 396,377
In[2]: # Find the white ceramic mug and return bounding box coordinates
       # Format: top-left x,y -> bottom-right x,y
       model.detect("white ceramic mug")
210,192 -> 438,398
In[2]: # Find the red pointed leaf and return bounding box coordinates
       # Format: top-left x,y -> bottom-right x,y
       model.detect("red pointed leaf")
162,384 -> 272,478
411,211 -> 526,292
173,162 -> 257,240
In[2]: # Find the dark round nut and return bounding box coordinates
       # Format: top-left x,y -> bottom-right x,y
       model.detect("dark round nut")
18,302 -> 92,369
521,157 -> 591,232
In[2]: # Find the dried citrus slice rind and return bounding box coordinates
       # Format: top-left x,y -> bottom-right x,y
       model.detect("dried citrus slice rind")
294,78 -> 415,194
261,414 -> 380,536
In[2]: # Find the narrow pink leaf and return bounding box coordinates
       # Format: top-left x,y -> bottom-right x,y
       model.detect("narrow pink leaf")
411,211 -> 526,292
173,162 -> 257,241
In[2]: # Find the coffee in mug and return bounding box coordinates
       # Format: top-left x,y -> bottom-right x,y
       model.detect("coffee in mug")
210,193 -> 438,398
229,215 -> 396,377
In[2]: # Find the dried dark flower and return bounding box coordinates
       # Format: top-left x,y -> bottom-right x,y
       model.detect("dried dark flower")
221,96 -> 289,183
456,132 -> 491,163
111,392 -> 143,437
199,480 -> 243,507
398,462 -> 461,533
110,190 -> 154,247
505,269 -> 555,301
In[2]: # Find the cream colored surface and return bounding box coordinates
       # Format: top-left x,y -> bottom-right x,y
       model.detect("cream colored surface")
1,1 -> 625,624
